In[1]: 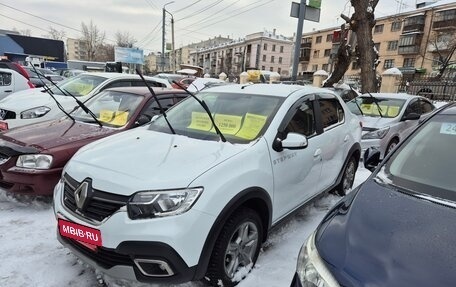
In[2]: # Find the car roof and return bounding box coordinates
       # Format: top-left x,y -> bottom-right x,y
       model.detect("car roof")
360,93 -> 419,100
199,83 -> 331,98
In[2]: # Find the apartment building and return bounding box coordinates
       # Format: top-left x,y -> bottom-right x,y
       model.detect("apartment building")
299,0 -> 456,77
66,38 -> 89,61
188,29 -> 293,77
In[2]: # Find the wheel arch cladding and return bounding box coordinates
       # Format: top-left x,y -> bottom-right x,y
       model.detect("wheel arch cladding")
193,187 -> 272,280
336,143 -> 361,185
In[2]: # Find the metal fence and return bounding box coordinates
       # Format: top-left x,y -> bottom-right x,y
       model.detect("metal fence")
399,75 -> 456,101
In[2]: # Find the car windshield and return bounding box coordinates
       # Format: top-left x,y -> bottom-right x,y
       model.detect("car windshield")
148,91 -> 283,144
377,114 -> 456,201
72,90 -> 144,128
347,96 -> 406,118
49,74 -> 106,97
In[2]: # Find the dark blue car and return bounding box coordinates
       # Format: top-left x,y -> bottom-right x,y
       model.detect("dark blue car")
291,102 -> 456,287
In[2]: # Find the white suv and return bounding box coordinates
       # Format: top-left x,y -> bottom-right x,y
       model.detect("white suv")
53,84 -> 361,286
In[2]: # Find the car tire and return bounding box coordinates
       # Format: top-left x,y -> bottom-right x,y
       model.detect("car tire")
386,138 -> 399,156
335,156 -> 357,196
205,207 -> 263,287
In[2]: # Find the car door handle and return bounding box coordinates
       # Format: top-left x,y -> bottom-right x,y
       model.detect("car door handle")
314,148 -> 322,157
4,90 -> 12,93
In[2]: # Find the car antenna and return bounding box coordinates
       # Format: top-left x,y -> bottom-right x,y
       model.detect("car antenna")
135,68 -> 175,134
29,65 -> 76,122
347,84 -> 364,116
172,80 -> 227,143
366,91 -> 383,118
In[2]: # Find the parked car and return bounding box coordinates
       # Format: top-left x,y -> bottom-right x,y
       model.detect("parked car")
22,66 -> 55,88
0,59 -> 30,81
291,102 -> 456,287
186,77 -> 228,93
0,86 -> 187,196
54,84 -> 361,286
55,69 -> 85,78
346,93 -> 435,158
0,68 -> 34,101
44,74 -> 65,83
155,73 -> 196,89
0,72 -> 171,131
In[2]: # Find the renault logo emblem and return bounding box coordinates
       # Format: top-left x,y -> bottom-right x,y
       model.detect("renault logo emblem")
74,179 -> 93,211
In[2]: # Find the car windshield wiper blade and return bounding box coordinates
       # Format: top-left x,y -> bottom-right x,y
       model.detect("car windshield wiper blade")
30,65 -> 76,122
172,80 -> 227,143
348,85 -> 364,116
63,89 -> 103,127
366,92 -> 383,118
135,68 -> 175,134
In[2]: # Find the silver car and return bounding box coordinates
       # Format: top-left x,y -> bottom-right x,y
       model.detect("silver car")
346,93 -> 435,158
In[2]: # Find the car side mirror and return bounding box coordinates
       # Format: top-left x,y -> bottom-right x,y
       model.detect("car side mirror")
134,114 -> 151,126
363,147 -> 381,172
402,112 -> 420,121
280,132 -> 308,150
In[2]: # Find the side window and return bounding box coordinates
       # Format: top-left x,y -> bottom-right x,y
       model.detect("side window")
174,94 -> 187,104
406,100 -> 421,114
0,72 -> 12,86
284,101 -> 316,137
319,98 -> 344,129
420,100 -> 434,114
130,80 -> 166,88
102,80 -> 132,90
141,98 -> 174,118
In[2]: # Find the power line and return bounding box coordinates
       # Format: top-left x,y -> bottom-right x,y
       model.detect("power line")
0,13 -> 50,34
143,0 -> 159,10
181,0 -> 241,29
173,0 -> 204,14
177,0 -> 225,22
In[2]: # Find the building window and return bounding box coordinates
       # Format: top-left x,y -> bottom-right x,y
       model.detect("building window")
270,67 -> 274,72
278,57 -> 283,64
324,49 -> 331,57
261,65 -> 266,70
280,46 -> 284,53
278,67 -> 281,74
391,21 -> 402,32
387,41 -> 398,51
313,50 -> 320,58
352,61 -> 360,70
403,58 -> 416,67
374,43 -> 381,52
316,36 -> 322,43
374,24 -> 384,33
264,43 -> 268,50
322,64 -> 329,71
272,44 -> 276,52
262,55 -> 266,62
383,59 -> 395,69
312,64 -> 318,71
271,56 -> 275,63
326,34 -> 333,42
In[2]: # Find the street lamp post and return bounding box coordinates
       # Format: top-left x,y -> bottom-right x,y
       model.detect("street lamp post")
162,1 -> 174,72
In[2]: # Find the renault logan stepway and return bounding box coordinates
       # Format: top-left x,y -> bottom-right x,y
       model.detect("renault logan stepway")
54,84 -> 362,286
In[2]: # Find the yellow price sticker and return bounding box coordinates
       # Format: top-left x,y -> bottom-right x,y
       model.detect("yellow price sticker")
360,104 -> 373,114
387,106 -> 400,117
188,112 -> 213,131
212,114 -> 242,135
236,113 -> 267,140
111,111 -> 129,126
99,110 -> 115,122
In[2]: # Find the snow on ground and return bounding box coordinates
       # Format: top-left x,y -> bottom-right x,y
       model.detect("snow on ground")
0,167 -> 371,287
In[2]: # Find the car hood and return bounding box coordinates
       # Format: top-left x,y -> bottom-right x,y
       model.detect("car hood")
359,116 -> 397,129
0,119 -> 117,151
316,179 -> 456,287
66,129 -> 247,195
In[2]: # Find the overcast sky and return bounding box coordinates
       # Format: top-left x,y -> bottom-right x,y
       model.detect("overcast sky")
1,0 -> 421,53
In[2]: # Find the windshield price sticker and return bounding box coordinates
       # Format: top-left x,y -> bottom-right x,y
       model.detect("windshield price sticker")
360,104 -> 373,114
58,219 -> 102,247
99,110 -> 115,122
440,123 -> 456,135
387,106 -> 400,117
111,111 -> 129,126
236,113 -> 267,140
212,114 -> 242,135
188,112 -> 213,131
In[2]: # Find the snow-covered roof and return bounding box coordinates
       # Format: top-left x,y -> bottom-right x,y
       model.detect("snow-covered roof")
314,70 -> 329,76
382,68 -> 402,76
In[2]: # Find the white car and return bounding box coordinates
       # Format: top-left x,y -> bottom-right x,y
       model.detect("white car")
0,72 -> 170,131
0,67 -> 33,101
346,93 -> 435,158
53,84 -> 362,286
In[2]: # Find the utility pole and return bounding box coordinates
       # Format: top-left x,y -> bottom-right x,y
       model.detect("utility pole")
171,15 -> 175,73
292,0 -> 306,81
162,1 -> 174,72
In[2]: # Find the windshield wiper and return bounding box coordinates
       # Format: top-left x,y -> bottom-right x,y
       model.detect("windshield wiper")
30,65 -> 76,122
172,80 -> 226,142
135,68 -> 175,134
348,85 -> 364,116
366,92 -> 383,118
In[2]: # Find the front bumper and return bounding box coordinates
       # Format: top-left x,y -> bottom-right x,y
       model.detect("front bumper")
53,180 -> 216,284
360,138 -> 387,159
0,166 -> 62,195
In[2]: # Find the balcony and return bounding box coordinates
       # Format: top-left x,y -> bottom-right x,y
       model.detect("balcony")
403,15 -> 425,33
398,46 -> 420,54
433,17 -> 456,30
299,49 -> 311,62
301,42 -> 312,49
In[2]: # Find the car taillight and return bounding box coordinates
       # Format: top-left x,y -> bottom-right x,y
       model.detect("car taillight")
13,63 -> 30,80
0,121 -> 8,131
27,81 -> 35,88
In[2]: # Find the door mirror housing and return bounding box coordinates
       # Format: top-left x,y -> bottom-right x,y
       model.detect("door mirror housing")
281,132 -> 308,150
364,147 -> 381,172
134,114 -> 151,126
402,112 -> 420,121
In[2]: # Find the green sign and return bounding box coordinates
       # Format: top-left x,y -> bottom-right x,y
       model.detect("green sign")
308,0 -> 321,9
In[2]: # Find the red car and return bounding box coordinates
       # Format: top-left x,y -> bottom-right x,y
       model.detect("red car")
0,86 -> 187,195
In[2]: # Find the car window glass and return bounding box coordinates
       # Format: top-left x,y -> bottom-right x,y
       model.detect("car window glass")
319,98 -> 344,129
142,98 -> 174,118
347,97 -> 406,118
103,80 -> 132,89
0,72 -> 12,86
420,100 -> 434,114
284,101 -> 316,137
406,100 -> 421,114
49,74 -> 106,97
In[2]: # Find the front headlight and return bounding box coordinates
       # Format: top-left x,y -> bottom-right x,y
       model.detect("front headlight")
16,154 -> 53,169
295,231 -> 340,287
127,187 -> 203,219
362,126 -> 390,139
20,106 -> 51,119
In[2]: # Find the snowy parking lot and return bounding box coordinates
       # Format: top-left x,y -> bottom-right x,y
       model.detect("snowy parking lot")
0,167 -> 371,287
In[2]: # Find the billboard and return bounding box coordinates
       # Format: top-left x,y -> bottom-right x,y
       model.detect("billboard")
114,47 -> 144,64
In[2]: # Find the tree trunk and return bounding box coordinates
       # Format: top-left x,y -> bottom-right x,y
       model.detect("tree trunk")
323,24 -> 351,87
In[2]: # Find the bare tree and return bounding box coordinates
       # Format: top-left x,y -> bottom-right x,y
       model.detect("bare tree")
115,31 -> 136,48
339,0 -> 380,93
95,44 -> 115,62
427,31 -> 456,79
47,27 -> 66,40
323,24 -> 352,87
80,20 -> 106,61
